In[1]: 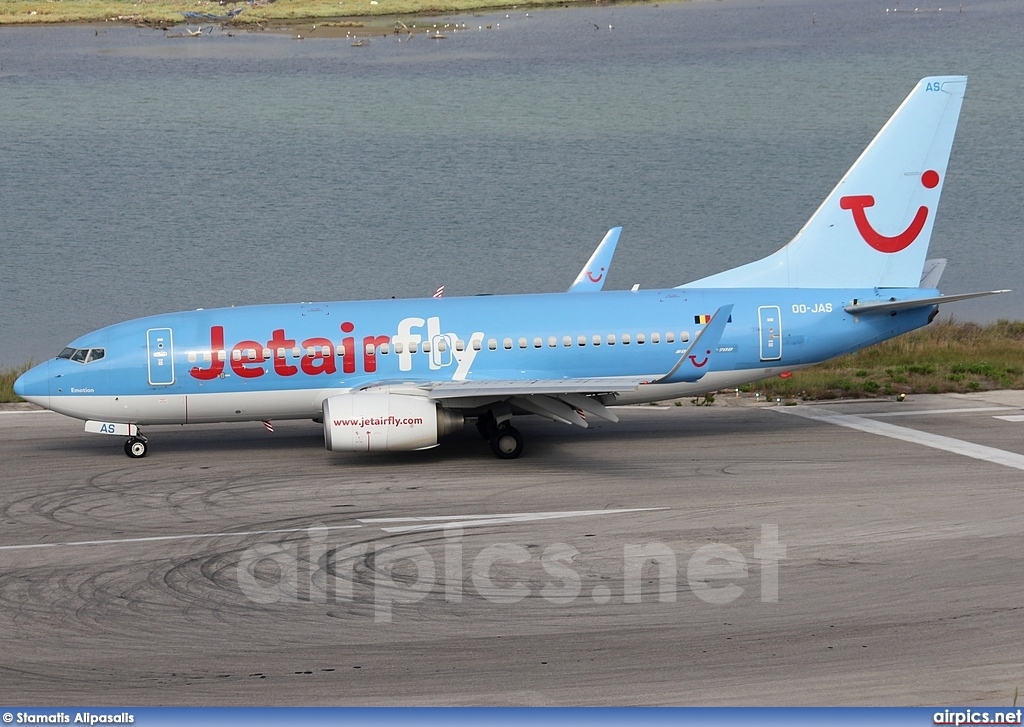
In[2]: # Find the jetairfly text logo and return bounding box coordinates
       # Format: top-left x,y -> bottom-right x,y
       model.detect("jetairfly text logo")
190,315 -> 483,381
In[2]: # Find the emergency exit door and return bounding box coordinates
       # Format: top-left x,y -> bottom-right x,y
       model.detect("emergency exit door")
758,306 -> 782,361
147,328 -> 175,385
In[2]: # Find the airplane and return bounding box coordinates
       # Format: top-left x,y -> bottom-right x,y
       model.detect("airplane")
14,76 -> 1009,460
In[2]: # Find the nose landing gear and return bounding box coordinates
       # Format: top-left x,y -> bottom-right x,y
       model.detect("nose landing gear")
124,434 -> 148,458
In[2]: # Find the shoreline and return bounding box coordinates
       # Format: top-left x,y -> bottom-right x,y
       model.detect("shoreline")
0,0 -> 657,28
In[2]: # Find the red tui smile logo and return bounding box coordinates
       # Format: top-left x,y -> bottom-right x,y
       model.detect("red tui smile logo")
840,170 -> 940,253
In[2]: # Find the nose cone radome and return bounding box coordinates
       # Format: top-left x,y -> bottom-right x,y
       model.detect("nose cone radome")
13,361 -> 50,408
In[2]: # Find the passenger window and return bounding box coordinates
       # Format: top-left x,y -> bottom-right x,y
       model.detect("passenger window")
217,351 -> 227,362
380,343 -> 390,355
489,339 -> 498,351
436,339 -> 447,353
247,349 -> 258,361
306,346 -> 316,358
622,333 -> 631,345
548,336 -> 557,348
203,352 -> 212,362
651,332 -> 661,344
409,341 -> 418,354
518,338 -> 527,349
563,336 -> 572,347
263,348 -> 273,359
364,343 -> 375,356
422,341 -> 432,353
277,348 -> 287,359
503,338 -> 513,350
680,331 -> 690,342
473,339 -> 482,351
666,332 -> 675,344
187,351 -> 197,363
336,345 -> 346,357
291,346 -> 301,358
577,335 -> 587,346
636,333 -> 646,344
592,334 -> 601,346
456,339 -> 465,352
607,334 -> 616,345
232,350 -> 242,362
533,337 -> 543,348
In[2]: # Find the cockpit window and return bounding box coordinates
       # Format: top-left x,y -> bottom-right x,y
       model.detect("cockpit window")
59,347 -> 105,364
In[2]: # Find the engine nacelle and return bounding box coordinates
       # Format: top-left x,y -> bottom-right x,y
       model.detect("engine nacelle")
322,392 -> 463,452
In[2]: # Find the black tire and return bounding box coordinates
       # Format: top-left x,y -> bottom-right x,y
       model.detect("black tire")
124,438 -> 148,458
475,412 -> 498,440
489,425 -> 523,459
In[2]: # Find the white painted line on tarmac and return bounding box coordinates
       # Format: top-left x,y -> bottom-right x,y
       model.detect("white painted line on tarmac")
0,524 -> 364,552
780,407 -> 1024,472
861,406 -> 1016,418
0,409 -> 55,415
363,507 -> 668,534
993,414 -> 1024,422
1,509 -> 668,551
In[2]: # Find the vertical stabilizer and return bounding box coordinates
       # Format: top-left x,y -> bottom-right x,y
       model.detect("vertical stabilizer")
684,76 -> 967,289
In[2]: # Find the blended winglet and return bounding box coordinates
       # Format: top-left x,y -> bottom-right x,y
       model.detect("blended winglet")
652,304 -> 733,384
568,227 -> 621,292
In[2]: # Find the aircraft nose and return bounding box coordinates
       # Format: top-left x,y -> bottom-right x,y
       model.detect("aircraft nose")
13,361 -> 50,408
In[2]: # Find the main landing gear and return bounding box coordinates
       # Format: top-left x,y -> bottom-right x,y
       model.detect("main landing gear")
476,412 -> 524,459
124,434 -> 148,459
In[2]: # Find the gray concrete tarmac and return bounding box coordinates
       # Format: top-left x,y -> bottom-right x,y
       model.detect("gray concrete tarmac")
2,393 -> 1023,706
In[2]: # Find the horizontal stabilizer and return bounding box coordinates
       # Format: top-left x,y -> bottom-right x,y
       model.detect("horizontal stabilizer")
844,289 -> 1010,315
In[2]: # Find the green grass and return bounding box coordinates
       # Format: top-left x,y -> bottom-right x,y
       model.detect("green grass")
0,0 -> 629,25
0,364 -> 30,404
746,319 -> 1024,401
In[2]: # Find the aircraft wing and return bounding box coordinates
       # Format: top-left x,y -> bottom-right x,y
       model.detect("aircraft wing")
567,227 -> 621,292
844,290 -> 1009,315
427,376 -> 652,399
419,305 -> 734,428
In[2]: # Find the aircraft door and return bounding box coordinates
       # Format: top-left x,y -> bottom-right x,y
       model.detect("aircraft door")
758,306 -> 782,361
147,327 -> 175,385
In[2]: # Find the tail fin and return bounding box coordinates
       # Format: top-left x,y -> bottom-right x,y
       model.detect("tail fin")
684,76 -> 967,289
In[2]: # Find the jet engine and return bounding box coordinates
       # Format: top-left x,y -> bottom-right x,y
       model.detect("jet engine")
322,392 -> 463,452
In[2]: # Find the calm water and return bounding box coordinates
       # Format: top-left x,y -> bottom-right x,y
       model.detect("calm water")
2,0 -> 1023,366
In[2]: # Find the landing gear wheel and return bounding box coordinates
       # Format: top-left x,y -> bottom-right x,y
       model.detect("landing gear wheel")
475,412 -> 498,440
124,437 -> 148,459
489,425 -> 523,459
